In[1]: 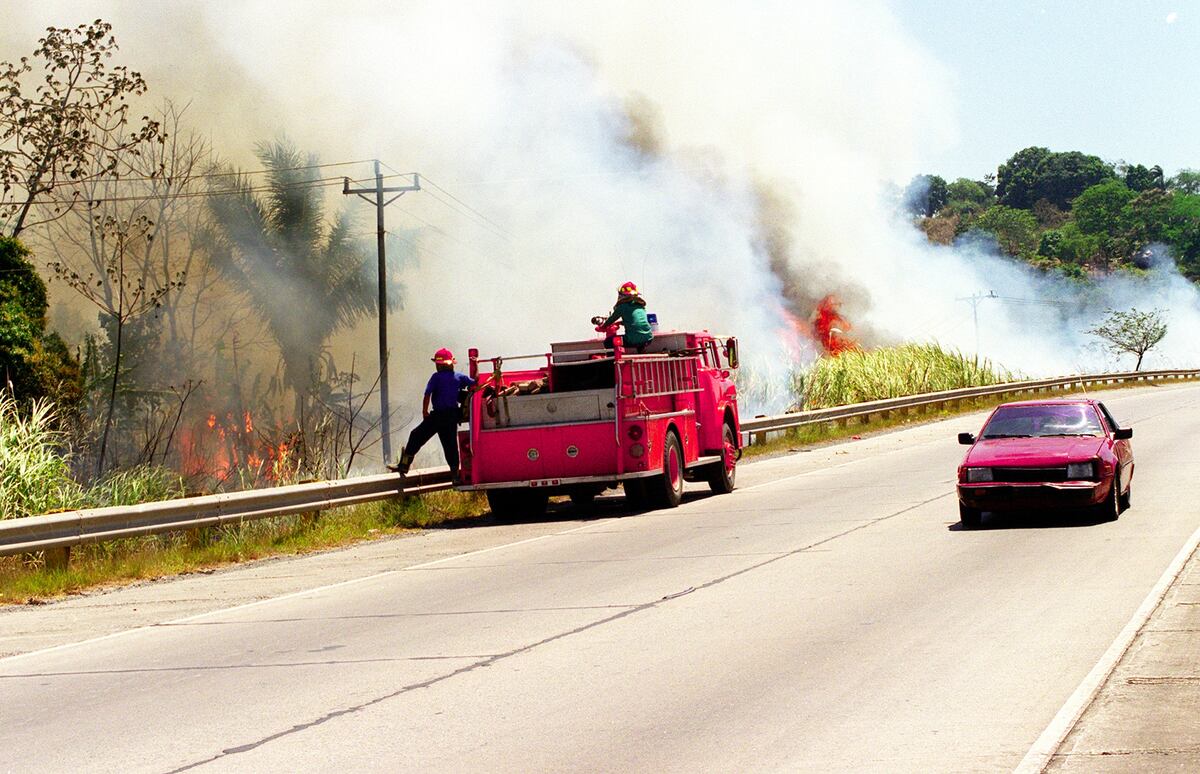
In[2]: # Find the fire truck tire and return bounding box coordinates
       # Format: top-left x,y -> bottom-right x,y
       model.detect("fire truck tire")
706,423 -> 738,494
487,489 -> 549,521
648,431 -> 685,509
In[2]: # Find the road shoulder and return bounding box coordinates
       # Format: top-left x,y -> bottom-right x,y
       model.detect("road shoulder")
1047,536 -> 1200,771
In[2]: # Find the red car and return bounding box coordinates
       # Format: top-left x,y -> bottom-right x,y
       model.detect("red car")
956,399 -> 1134,528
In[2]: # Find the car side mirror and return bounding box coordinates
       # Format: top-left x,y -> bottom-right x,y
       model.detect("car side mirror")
724,338 -> 739,369
958,432 -> 976,445
1113,427 -> 1133,440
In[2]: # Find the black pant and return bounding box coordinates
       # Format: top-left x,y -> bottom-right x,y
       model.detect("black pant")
603,335 -> 650,353
403,409 -> 460,475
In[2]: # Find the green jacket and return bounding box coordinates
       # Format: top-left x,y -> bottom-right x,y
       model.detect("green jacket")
603,300 -> 653,346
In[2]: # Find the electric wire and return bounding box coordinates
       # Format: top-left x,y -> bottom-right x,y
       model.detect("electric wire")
38,173 -> 413,205
4,158 -> 380,185
379,162 -> 512,242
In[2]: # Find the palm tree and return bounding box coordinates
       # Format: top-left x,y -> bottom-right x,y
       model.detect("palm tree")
207,140 -> 386,423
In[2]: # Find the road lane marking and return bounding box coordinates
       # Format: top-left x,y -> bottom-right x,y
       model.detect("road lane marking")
1013,520 -> 1200,773
0,520 -> 610,667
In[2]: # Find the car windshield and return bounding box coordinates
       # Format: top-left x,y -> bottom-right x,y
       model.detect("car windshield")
981,404 -> 1104,439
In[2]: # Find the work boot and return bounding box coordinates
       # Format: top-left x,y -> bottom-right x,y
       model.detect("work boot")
387,452 -> 414,475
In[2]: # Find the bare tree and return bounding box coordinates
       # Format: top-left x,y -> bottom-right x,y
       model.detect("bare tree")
0,20 -> 160,238
49,214 -> 181,475
1086,307 -> 1168,371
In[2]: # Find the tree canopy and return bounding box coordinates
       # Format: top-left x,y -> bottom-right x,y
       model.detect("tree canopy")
996,147 -> 1114,210
0,237 -> 81,404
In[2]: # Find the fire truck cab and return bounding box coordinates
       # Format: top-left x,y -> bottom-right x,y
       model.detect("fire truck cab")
457,329 -> 741,518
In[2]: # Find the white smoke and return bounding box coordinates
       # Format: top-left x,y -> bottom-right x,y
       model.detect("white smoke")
5,1 -> 1199,464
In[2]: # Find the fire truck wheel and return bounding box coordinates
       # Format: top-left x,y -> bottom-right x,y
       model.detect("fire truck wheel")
648,431 -> 685,509
706,423 -> 738,495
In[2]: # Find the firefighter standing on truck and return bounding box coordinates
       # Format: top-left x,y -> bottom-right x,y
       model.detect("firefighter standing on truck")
390,348 -> 475,477
594,281 -> 654,352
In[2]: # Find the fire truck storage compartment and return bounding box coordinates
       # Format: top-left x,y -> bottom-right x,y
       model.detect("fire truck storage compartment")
482,388 -> 616,430
472,422 -> 619,481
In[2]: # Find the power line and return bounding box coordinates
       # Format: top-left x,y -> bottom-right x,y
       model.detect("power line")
389,166 -> 512,241
42,173 -> 413,205
5,158 -> 379,185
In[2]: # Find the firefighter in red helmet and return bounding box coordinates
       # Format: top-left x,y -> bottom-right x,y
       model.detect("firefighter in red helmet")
592,280 -> 653,351
389,348 -> 475,476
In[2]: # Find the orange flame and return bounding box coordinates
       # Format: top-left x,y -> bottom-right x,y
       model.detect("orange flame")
813,295 -> 859,356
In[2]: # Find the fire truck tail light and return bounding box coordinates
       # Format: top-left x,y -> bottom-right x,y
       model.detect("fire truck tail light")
627,425 -> 644,441
629,443 -> 645,458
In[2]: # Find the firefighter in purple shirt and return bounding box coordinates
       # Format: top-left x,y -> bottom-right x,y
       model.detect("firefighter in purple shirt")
390,348 -> 475,476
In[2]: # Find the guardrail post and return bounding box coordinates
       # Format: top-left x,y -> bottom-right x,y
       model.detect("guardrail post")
754,430 -> 767,446
29,546 -> 71,571
47,546 -> 70,570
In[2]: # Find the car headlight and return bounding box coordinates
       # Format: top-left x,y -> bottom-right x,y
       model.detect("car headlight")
965,467 -> 993,483
1066,461 -> 1096,480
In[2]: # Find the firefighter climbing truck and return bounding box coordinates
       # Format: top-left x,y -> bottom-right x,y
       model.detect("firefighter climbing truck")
455,328 -> 742,518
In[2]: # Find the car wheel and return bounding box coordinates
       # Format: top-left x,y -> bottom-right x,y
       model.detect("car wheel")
706,422 -> 738,495
959,502 -> 982,529
1097,478 -> 1120,522
648,431 -> 685,508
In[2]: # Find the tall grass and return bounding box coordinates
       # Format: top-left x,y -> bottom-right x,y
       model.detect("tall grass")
795,343 -> 1013,409
1,394 -> 188,519
0,395 -> 82,519
83,465 -> 187,508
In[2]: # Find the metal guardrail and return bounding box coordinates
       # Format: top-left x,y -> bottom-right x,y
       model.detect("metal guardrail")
0,467 -> 452,560
2,368 -> 1197,563
740,368 -> 1200,443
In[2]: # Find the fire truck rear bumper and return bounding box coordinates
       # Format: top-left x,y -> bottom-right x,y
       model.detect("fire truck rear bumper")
457,470 -> 662,491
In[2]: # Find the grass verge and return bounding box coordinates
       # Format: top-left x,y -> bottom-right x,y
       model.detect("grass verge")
0,489 -> 487,604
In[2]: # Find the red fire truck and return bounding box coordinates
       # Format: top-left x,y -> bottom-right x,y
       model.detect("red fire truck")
456,329 -> 742,518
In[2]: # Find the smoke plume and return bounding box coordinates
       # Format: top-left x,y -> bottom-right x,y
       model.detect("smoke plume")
5,1 -> 1199,467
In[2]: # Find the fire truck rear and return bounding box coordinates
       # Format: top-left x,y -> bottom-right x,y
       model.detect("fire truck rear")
457,330 -> 741,518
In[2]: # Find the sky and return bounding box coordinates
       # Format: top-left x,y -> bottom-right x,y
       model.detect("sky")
892,1 -> 1200,181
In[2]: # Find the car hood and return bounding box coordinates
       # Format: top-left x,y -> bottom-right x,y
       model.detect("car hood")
967,436 -> 1105,466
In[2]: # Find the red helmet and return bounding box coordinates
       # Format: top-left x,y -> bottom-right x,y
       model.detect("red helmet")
431,348 -> 455,365
618,281 -> 639,296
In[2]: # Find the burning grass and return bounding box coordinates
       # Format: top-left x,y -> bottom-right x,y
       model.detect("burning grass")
795,343 -> 1012,409
0,490 -> 488,604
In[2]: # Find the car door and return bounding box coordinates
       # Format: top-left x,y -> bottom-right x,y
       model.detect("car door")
1097,401 -> 1133,483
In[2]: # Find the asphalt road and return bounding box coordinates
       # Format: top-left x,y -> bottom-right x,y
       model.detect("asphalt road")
3,383 -> 1199,773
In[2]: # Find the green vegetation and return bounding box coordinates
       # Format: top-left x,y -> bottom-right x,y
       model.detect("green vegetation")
0,394 -> 81,519
0,490 -> 488,603
795,344 -> 1012,409
0,237 -> 81,407
1086,308 -> 1168,371
910,147 -> 1200,281
0,392 -> 187,520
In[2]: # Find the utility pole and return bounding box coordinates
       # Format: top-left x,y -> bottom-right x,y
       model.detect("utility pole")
955,290 -> 997,354
343,161 -> 420,465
